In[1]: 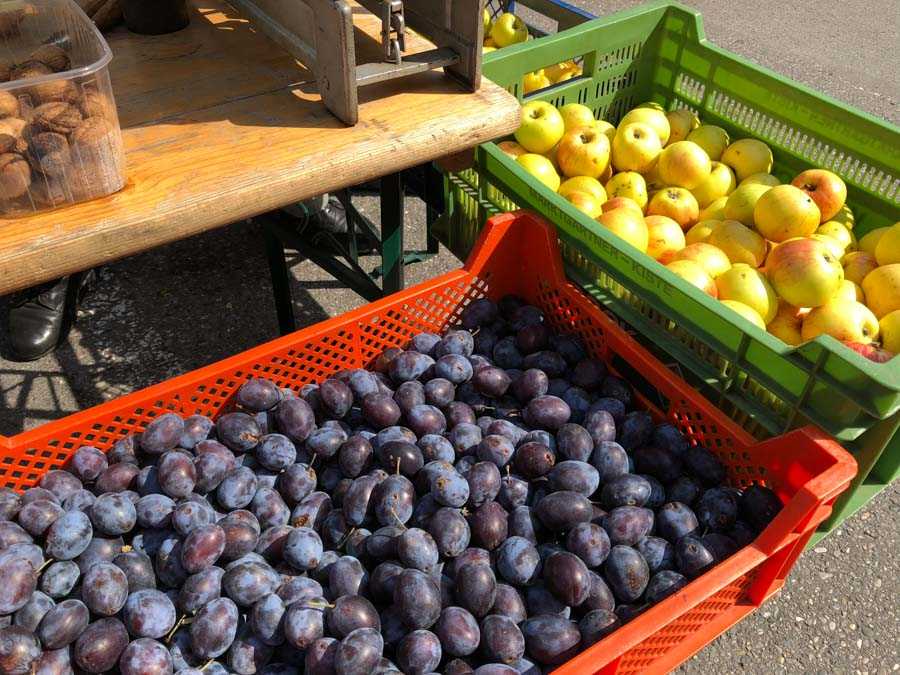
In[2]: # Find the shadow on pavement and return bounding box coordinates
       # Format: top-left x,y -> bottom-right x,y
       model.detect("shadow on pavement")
0,220 -> 332,436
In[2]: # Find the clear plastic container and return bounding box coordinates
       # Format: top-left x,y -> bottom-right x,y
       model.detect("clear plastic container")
0,0 -> 125,216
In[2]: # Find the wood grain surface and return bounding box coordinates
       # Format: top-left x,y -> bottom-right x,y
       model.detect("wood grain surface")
0,0 -> 519,295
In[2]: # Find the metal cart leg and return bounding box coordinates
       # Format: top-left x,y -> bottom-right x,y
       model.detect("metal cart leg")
380,172 -> 404,295
423,162 -> 443,255
263,222 -> 297,335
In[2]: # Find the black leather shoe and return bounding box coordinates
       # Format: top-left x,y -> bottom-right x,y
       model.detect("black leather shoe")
4,271 -> 94,362
309,194 -> 348,234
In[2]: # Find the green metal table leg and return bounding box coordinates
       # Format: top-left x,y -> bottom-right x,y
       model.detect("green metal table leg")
263,221 -> 297,335
380,172 -> 404,295
424,162 -> 443,256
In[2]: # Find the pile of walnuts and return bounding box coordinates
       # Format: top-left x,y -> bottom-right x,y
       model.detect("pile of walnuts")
0,44 -> 119,206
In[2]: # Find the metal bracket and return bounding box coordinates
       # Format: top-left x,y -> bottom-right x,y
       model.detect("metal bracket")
229,0 -> 482,125
380,0 -> 405,64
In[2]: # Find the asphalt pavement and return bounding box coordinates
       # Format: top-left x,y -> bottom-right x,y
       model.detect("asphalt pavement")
0,1 -> 897,673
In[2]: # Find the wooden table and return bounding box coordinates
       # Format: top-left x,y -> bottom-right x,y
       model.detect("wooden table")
0,0 -> 519,298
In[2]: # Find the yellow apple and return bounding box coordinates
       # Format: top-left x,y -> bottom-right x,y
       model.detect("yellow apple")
874,222 -> 900,265
516,153 -> 560,191
672,242 -> 731,278
523,70 -> 551,94
723,183 -> 771,227
483,45 -> 497,53
611,122 -> 662,173
483,8 -> 492,34
636,101 -> 665,111
645,215 -> 686,263
832,204 -> 855,230
564,190 -> 603,218
606,171 -> 648,209
841,251 -> 879,286
721,300 -> 767,329
647,187 -> 700,230
657,141 -> 712,190
716,264 -> 778,323
497,140 -> 527,159
687,125 -> 730,161
767,238 -> 844,308
515,101 -> 565,154
556,127 -> 611,179
834,279 -> 865,303
491,12 -> 528,47
862,264 -> 900,318
602,196 -> 643,216
879,310 -> 900,353
802,299 -> 879,344
739,172 -> 780,187
666,109 -> 700,144
685,220 -> 719,245
666,260 -> 718,297
596,207 -> 649,252
791,169 -> 847,222
767,301 -> 805,345
753,185 -> 821,242
594,120 -> 616,144
859,226 -> 889,256
619,107 -> 670,145
698,197 -> 728,223
546,61 -> 578,82
559,103 -> 596,132
692,161 -> 736,208
721,138 -> 774,182
707,219 -> 767,267
809,233 -> 845,260
559,176 -> 607,203
817,221 -> 855,252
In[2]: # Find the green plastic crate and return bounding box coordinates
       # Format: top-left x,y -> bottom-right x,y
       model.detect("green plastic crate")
436,0 -> 900,535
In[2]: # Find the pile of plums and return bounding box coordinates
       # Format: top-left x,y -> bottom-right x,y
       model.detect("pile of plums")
0,294 -> 783,675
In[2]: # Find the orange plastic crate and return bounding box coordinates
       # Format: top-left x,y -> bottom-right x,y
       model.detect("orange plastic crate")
0,212 -> 855,673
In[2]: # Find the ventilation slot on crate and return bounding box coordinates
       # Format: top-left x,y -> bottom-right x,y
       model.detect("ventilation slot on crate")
674,72 -> 705,104
705,90 -> 898,203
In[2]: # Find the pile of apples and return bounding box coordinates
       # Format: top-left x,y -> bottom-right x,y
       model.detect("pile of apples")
482,9 -> 582,93
502,99 -> 900,361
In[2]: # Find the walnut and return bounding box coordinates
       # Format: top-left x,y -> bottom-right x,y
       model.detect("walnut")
71,116 -> 113,144
27,131 -> 71,178
30,172 -> 68,206
71,115 -> 114,166
70,117 -> 121,195
0,90 -> 20,118
78,90 -> 107,119
10,61 -> 78,104
29,101 -> 83,135
10,60 -> 52,82
28,44 -> 70,72
34,78 -> 78,104
0,152 -> 31,200
0,117 -> 26,153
